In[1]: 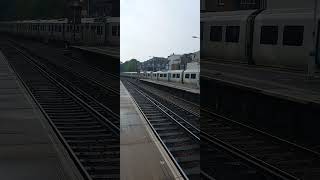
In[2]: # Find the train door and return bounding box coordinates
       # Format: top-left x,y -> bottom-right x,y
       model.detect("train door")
181,72 -> 184,84
62,24 -> 65,41
316,21 -> 320,66
105,23 -> 109,44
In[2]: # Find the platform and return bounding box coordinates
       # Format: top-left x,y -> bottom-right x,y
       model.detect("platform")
202,60 -> 320,105
71,45 -> 120,58
140,79 -> 200,95
0,52 -> 83,180
120,81 -> 183,180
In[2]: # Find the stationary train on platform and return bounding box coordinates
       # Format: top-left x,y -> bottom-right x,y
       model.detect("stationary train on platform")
121,68 -> 200,86
0,17 -> 120,46
201,8 -> 320,71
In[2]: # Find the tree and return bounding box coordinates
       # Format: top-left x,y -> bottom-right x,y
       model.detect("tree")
120,59 -> 140,72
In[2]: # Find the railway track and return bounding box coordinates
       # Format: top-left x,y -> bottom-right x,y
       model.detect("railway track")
1,42 -> 120,180
127,79 -> 199,128
122,78 -> 276,180
10,39 -> 119,117
202,108 -> 320,180
136,80 -> 199,115
140,79 -> 200,105
10,39 -> 119,92
123,77 -> 320,180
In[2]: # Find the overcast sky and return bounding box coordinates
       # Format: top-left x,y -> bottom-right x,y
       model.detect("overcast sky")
120,0 -> 200,62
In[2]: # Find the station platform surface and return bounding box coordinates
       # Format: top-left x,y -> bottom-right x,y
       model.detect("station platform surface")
120,81 -> 183,180
202,60 -> 320,105
140,79 -> 200,95
0,52 -> 83,180
71,45 -> 119,58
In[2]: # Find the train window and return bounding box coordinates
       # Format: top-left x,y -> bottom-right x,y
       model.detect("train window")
164,74 -> 167,78
218,0 -> 225,5
283,26 -> 304,46
172,74 -> 176,78
97,26 -> 103,35
91,26 -> 96,31
177,74 -> 180,78
226,26 -> 240,43
160,74 -> 163,77
191,74 -> 197,79
76,26 -> 80,33
59,25 -> 62,32
112,26 -> 117,36
210,26 -> 222,42
185,74 -> 190,79
260,26 -> 278,45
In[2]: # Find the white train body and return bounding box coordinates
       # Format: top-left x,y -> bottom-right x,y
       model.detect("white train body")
0,17 -> 120,46
122,67 -> 200,87
201,8 -> 320,71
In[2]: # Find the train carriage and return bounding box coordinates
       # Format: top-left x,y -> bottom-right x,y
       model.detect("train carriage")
201,8 -> 320,71
253,8 -> 314,70
0,17 -> 120,46
183,69 -> 200,86
105,17 -> 120,46
157,71 -> 169,82
168,70 -> 184,83
201,10 -> 257,63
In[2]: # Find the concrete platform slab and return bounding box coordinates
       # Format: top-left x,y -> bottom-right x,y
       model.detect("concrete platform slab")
72,46 -> 120,58
0,51 -> 83,180
0,79 -> 20,89
120,81 -> 183,180
0,158 -> 70,180
202,60 -> 320,105
0,94 -> 33,109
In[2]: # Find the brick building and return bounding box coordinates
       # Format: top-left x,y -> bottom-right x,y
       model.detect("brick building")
81,0 -> 119,17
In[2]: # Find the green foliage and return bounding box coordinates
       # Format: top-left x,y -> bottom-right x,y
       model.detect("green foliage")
120,59 -> 140,72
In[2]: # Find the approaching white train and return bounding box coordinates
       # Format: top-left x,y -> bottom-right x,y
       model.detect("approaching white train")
121,63 -> 200,87
201,8 -> 320,71
0,17 -> 120,46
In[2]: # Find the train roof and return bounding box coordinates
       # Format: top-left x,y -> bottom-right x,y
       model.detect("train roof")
201,10 -> 257,22
106,17 -> 120,23
184,69 -> 200,73
5,17 -> 119,24
169,70 -> 184,73
256,8 -> 313,21
123,72 -> 137,74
